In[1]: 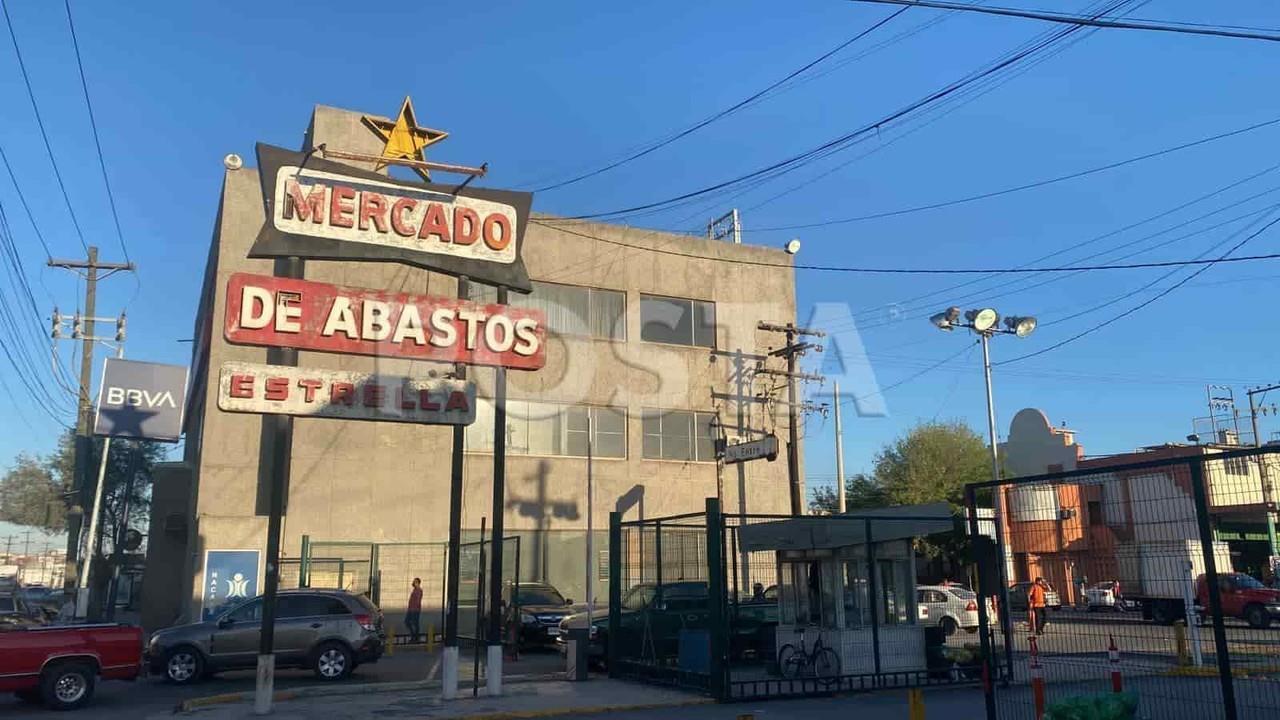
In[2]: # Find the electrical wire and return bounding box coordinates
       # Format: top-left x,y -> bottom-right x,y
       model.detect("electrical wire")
531,219 -> 1280,274
669,0 -> 1141,229
529,6 -> 911,193
750,116 -> 1280,231
845,1 -> 1280,42
1,0 -> 88,254
0,145 -> 53,259
997,213 -> 1280,365
832,160 -> 1280,327
559,0 -> 1138,222
63,0 -> 130,266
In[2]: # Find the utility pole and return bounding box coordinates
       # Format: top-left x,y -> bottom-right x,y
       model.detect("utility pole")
757,322 -> 825,515
1246,384 -> 1280,561
833,382 -> 846,514
48,247 -> 134,597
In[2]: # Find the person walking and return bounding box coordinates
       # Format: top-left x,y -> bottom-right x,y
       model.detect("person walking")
406,577 -> 423,643
1028,577 -> 1048,636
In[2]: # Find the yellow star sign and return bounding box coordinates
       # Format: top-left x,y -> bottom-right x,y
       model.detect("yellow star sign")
362,96 -> 448,181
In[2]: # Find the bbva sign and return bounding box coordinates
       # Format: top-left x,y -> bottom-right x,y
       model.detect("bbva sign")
93,358 -> 189,443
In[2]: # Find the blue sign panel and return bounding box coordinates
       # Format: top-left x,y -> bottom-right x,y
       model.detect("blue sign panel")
201,550 -> 259,621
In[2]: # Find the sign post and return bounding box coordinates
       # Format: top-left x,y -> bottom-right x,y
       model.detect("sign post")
487,285 -> 510,695
442,276 -> 469,700
254,256 -> 303,717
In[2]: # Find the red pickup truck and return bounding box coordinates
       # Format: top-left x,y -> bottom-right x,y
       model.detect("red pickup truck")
0,624 -> 144,710
1197,573 -> 1280,629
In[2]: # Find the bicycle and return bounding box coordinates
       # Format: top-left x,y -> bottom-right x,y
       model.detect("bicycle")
777,626 -> 841,683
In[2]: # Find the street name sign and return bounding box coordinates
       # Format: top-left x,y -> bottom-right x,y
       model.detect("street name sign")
723,434 -> 780,464
223,272 -> 546,370
93,358 -> 189,442
247,143 -> 534,292
217,361 -> 476,425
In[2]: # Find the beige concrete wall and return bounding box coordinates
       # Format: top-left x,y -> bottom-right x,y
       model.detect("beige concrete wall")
184,104 -> 799,612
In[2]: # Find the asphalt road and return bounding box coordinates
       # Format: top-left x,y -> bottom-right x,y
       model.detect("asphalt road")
0,645 -> 568,719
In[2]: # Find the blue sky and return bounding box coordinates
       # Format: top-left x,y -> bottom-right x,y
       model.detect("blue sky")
1,1 -> 1278,498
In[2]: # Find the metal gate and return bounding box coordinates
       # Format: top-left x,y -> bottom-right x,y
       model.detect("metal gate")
966,447 -> 1280,720
608,498 -> 985,701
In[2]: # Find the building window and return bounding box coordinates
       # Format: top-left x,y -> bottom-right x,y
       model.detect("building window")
641,408 -> 717,462
470,281 -> 625,340
466,400 -> 626,458
1223,456 -> 1250,477
639,294 -> 715,348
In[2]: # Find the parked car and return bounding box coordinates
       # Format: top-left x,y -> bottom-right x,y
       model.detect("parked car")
0,580 -> 49,626
506,582 -> 578,648
1197,572 -> 1280,629
0,623 -> 143,710
1084,581 -> 1136,612
148,589 -> 385,684
1006,581 -> 1062,614
559,580 -> 778,665
917,584 -> 993,636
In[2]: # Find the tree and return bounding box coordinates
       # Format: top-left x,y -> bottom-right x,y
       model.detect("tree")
809,473 -> 889,515
0,454 -> 65,532
872,420 -> 990,508
1,431 -> 168,549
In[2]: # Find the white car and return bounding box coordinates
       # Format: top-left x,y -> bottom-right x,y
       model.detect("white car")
917,584 -> 991,636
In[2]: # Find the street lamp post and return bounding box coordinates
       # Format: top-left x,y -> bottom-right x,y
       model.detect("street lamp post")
930,306 -> 1036,644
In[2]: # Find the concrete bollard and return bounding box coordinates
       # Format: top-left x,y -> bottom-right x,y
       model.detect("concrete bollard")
1029,636 -> 1046,720
907,688 -> 925,720
1108,634 -> 1122,693
1174,621 -> 1190,666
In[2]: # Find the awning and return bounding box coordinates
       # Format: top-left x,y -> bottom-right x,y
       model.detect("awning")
737,503 -> 956,552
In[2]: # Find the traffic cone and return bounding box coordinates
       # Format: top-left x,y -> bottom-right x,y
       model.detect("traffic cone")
1109,634 -> 1122,693
1029,636 -> 1046,720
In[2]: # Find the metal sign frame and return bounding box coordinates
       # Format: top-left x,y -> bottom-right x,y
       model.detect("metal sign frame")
248,143 -> 534,293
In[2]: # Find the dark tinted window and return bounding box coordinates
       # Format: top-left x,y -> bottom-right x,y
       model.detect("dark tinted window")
0,596 -> 15,613
640,295 -> 715,348
226,598 -> 263,623
517,587 -> 566,606
280,594 -> 353,617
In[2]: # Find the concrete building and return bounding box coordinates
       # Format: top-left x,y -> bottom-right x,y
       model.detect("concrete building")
142,104 -> 800,629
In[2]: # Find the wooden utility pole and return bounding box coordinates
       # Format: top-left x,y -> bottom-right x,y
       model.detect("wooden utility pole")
757,322 -> 825,515
47,247 -> 133,596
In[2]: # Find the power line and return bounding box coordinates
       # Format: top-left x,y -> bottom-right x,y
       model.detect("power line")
846,1 -> 1280,42
532,219 -> 1280,273
833,160 -> 1280,327
998,213 -> 1280,365
529,7 -> 911,193
63,0 -> 130,266
1,0 -> 89,254
559,0 -> 1165,222
751,116 -> 1280,231
0,145 -> 54,259
672,0 -> 1141,228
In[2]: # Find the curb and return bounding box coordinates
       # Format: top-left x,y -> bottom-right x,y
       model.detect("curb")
445,698 -> 717,720
176,673 -> 560,713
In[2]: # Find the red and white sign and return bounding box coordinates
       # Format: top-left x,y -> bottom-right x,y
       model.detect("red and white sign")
273,166 -> 518,265
223,272 -> 546,370
217,361 -> 476,425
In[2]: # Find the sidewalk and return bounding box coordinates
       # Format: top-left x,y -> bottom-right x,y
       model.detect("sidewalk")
159,678 -> 712,720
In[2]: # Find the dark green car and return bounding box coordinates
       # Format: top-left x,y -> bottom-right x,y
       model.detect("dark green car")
571,581 -> 777,665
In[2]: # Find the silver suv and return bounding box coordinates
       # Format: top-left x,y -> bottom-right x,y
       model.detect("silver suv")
148,589 -> 384,684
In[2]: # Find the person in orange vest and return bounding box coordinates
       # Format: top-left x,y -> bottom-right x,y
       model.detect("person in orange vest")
1028,577 -> 1049,636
